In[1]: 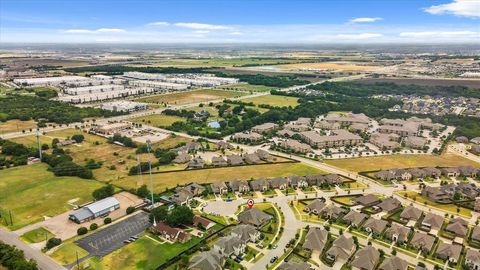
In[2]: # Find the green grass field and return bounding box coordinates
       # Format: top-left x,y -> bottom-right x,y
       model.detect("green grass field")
325,153 -> 480,172
50,242 -> 89,265
11,128 -> 106,147
0,163 -> 105,230
151,135 -> 193,149
129,114 -> 186,127
241,94 -> 299,107
20,227 -> 54,243
86,235 -> 203,270
135,89 -> 247,105
116,162 -> 324,192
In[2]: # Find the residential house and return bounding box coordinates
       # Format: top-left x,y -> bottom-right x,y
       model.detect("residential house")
304,199 -> 326,215
421,213 -> 444,231
354,194 -> 381,207
249,179 -> 270,192
385,223 -> 410,244
400,206 -> 423,222
255,149 -> 274,162
445,218 -> 468,237
230,224 -> 261,243
211,156 -> 227,167
404,136 -> 427,149
324,174 -> 342,185
244,153 -> 261,164
237,207 -> 272,227
173,153 -> 191,164
216,141 -> 234,150
378,256 -> 409,270
232,132 -> 263,143
326,235 -> 356,263
465,249 -> 480,270
409,232 -> 435,253
423,167 -> 442,178
269,177 -> 289,190
288,176 -> 308,189
375,198 -> 402,213
441,167 -> 460,177
421,186 -> 450,203
193,215 -> 215,230
472,226 -> 480,243
459,166 -> 479,177
279,139 -> 312,153
188,157 -> 205,169
321,205 -> 348,220
229,180 -> 250,193
303,227 -> 328,253
213,235 -> 246,257
152,222 -> 191,243
362,218 -> 388,235
210,182 -> 228,195
351,246 -> 380,270
227,155 -> 245,166
252,123 -> 278,134
189,250 -> 225,270
435,243 -> 462,263
342,211 -> 368,227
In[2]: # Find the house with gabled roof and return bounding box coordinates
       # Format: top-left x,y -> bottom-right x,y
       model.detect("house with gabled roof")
409,232 -> 435,253
326,235 -> 355,263
385,223 -> 410,244
213,235 -> 246,257
378,256 -> 409,270
362,218 -> 388,235
189,250 -> 224,270
210,182 -> 228,195
229,179 -> 250,193
230,224 -> 260,243
375,197 -> 402,213
249,178 -> 270,192
354,194 -> 380,207
445,218 -> 468,237
435,243 -> 462,263
342,211 -> 368,228
321,205 -> 347,220
304,199 -> 326,215
237,207 -> 272,227
421,212 -> 444,231
400,206 -> 423,222
303,227 -> 328,253
465,249 -> 480,270
351,246 -> 380,270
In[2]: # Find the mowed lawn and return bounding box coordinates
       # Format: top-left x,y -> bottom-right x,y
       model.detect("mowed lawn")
129,114 -> 186,127
325,153 -> 480,172
11,128 -> 104,148
0,164 -> 104,230
21,227 -> 54,243
0,119 -> 37,134
241,94 -> 299,107
135,89 -> 247,105
87,236 -> 203,270
115,162 -> 324,192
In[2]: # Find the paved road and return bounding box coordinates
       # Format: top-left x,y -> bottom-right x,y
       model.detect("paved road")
0,229 -> 66,270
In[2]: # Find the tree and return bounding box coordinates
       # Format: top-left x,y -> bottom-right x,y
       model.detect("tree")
46,238 -> 62,249
77,227 -> 88,235
150,206 -> 168,223
165,206 -> 194,227
92,184 -> 114,200
136,185 -> 149,198
71,134 -> 85,143
90,223 -> 98,230
126,206 -> 135,215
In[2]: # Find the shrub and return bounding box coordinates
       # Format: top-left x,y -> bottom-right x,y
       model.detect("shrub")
90,223 -> 98,230
77,227 -> 88,235
126,206 -> 135,215
46,237 -> 62,249
104,217 -> 112,224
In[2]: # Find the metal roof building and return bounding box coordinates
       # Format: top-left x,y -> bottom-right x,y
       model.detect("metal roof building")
69,197 -> 120,223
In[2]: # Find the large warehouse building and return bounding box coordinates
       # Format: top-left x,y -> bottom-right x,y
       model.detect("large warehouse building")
69,197 -> 120,223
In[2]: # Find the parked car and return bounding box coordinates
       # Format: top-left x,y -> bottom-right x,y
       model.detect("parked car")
270,256 -> 278,263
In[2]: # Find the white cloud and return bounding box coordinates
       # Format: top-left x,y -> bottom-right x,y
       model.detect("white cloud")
194,30 -> 210,34
336,33 -> 383,39
350,17 -> 383,23
399,30 -> 479,38
229,31 -> 243,35
65,28 -> 125,34
424,0 -> 480,18
146,21 -> 170,26
174,22 -> 230,30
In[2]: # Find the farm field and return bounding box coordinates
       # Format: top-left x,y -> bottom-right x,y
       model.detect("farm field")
116,162 -> 325,192
135,89 -> 247,105
83,235 -> 202,270
325,153 -> 480,172
0,163 -> 104,230
0,119 -> 37,134
129,114 -> 186,127
241,94 -> 299,107
218,83 -> 275,92
279,61 -> 382,72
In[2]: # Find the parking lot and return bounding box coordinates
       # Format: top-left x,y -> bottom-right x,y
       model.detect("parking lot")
75,212 -> 150,258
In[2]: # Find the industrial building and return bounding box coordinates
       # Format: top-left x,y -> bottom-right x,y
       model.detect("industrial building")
69,197 -> 120,223
14,76 -> 92,86
101,101 -> 148,112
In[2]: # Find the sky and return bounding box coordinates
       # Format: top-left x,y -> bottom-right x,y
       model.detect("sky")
0,0 -> 479,43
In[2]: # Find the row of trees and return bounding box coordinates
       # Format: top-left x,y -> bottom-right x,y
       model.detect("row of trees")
150,205 -> 194,227
0,95 -> 123,124
0,242 -> 38,270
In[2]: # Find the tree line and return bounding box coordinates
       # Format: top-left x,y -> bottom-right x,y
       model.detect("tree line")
0,242 -> 38,270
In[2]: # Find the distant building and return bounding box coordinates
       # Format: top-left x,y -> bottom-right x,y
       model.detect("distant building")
69,197 -> 120,223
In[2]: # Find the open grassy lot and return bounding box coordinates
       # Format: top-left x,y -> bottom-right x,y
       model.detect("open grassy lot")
116,163 -> 325,192
20,227 -> 54,243
241,94 -> 299,107
0,119 -> 37,134
135,89 -> 247,105
325,153 -> 479,172
218,83 -> 275,93
151,135 -> 193,149
11,128 -> 105,147
85,235 -> 203,270
129,114 -> 186,127
50,242 -> 89,265
0,163 -> 105,230
397,191 -> 472,218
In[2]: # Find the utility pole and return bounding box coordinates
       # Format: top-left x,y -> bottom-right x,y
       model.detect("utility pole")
36,129 -> 42,160
9,210 -> 13,227
146,140 -> 155,211
76,251 -> 79,270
